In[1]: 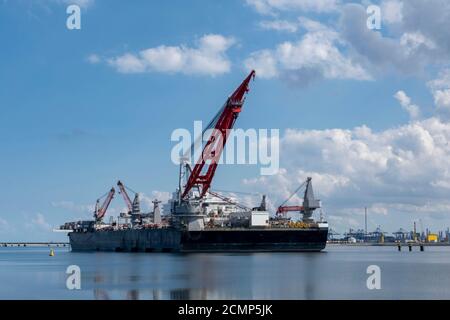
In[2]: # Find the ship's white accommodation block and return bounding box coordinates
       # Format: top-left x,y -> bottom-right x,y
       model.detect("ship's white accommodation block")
250,211 -> 269,227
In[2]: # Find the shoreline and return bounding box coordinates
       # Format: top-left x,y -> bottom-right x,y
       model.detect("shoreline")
327,242 -> 450,247
2,242 -> 450,249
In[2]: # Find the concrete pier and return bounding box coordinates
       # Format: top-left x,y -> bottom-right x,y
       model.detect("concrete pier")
1,242 -> 69,248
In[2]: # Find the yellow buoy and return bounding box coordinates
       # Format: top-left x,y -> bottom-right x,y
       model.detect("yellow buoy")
49,248 -> 55,257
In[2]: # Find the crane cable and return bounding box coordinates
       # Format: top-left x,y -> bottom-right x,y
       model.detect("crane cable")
183,103 -> 227,160
278,180 -> 307,208
123,184 -> 138,196
97,190 -> 111,201
208,190 -> 250,211
211,189 -> 262,196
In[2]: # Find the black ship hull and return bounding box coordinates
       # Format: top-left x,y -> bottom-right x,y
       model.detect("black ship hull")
69,228 -> 328,252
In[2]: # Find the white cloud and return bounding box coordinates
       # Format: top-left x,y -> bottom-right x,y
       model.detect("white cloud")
246,0 -> 340,14
339,4 -> 419,75
0,218 -> 10,232
55,0 -> 95,8
428,69 -> 450,110
259,20 -> 300,33
239,0 -> 450,231
381,0 -> 404,24
109,53 -> 146,73
245,19 -> 371,84
340,2 -> 450,76
258,16 -> 331,33
31,213 -> 52,231
243,114 -> 450,231
248,1 -> 450,88
394,90 -> 420,120
400,0 -> 450,57
150,190 -> 171,204
86,54 -> 100,64
244,50 -> 279,79
140,191 -> 171,212
51,200 -> 95,214
400,32 -> 436,55
107,34 -> 235,76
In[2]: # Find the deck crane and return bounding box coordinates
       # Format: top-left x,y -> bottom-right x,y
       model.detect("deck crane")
117,180 -> 141,216
94,187 -> 115,223
276,177 -> 321,223
181,70 -> 256,200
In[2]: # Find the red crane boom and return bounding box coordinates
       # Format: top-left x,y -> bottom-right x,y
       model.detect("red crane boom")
276,205 -> 304,215
117,180 -> 133,213
94,187 -> 115,222
181,70 -> 256,199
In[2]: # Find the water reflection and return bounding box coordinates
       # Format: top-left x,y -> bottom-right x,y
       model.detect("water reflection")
170,289 -> 189,300
87,252 -> 324,300
92,287 -> 212,300
126,289 -> 139,300
93,288 -> 110,300
44,247 -> 450,300
303,253 -> 319,300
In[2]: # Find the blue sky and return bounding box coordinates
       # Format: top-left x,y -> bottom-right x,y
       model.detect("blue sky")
1,0 -> 450,241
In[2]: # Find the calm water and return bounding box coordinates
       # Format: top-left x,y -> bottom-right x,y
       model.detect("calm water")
1,245 -> 450,299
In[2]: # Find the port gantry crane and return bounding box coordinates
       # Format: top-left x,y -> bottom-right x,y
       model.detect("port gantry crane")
181,70 -> 256,200
94,187 -> 115,223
